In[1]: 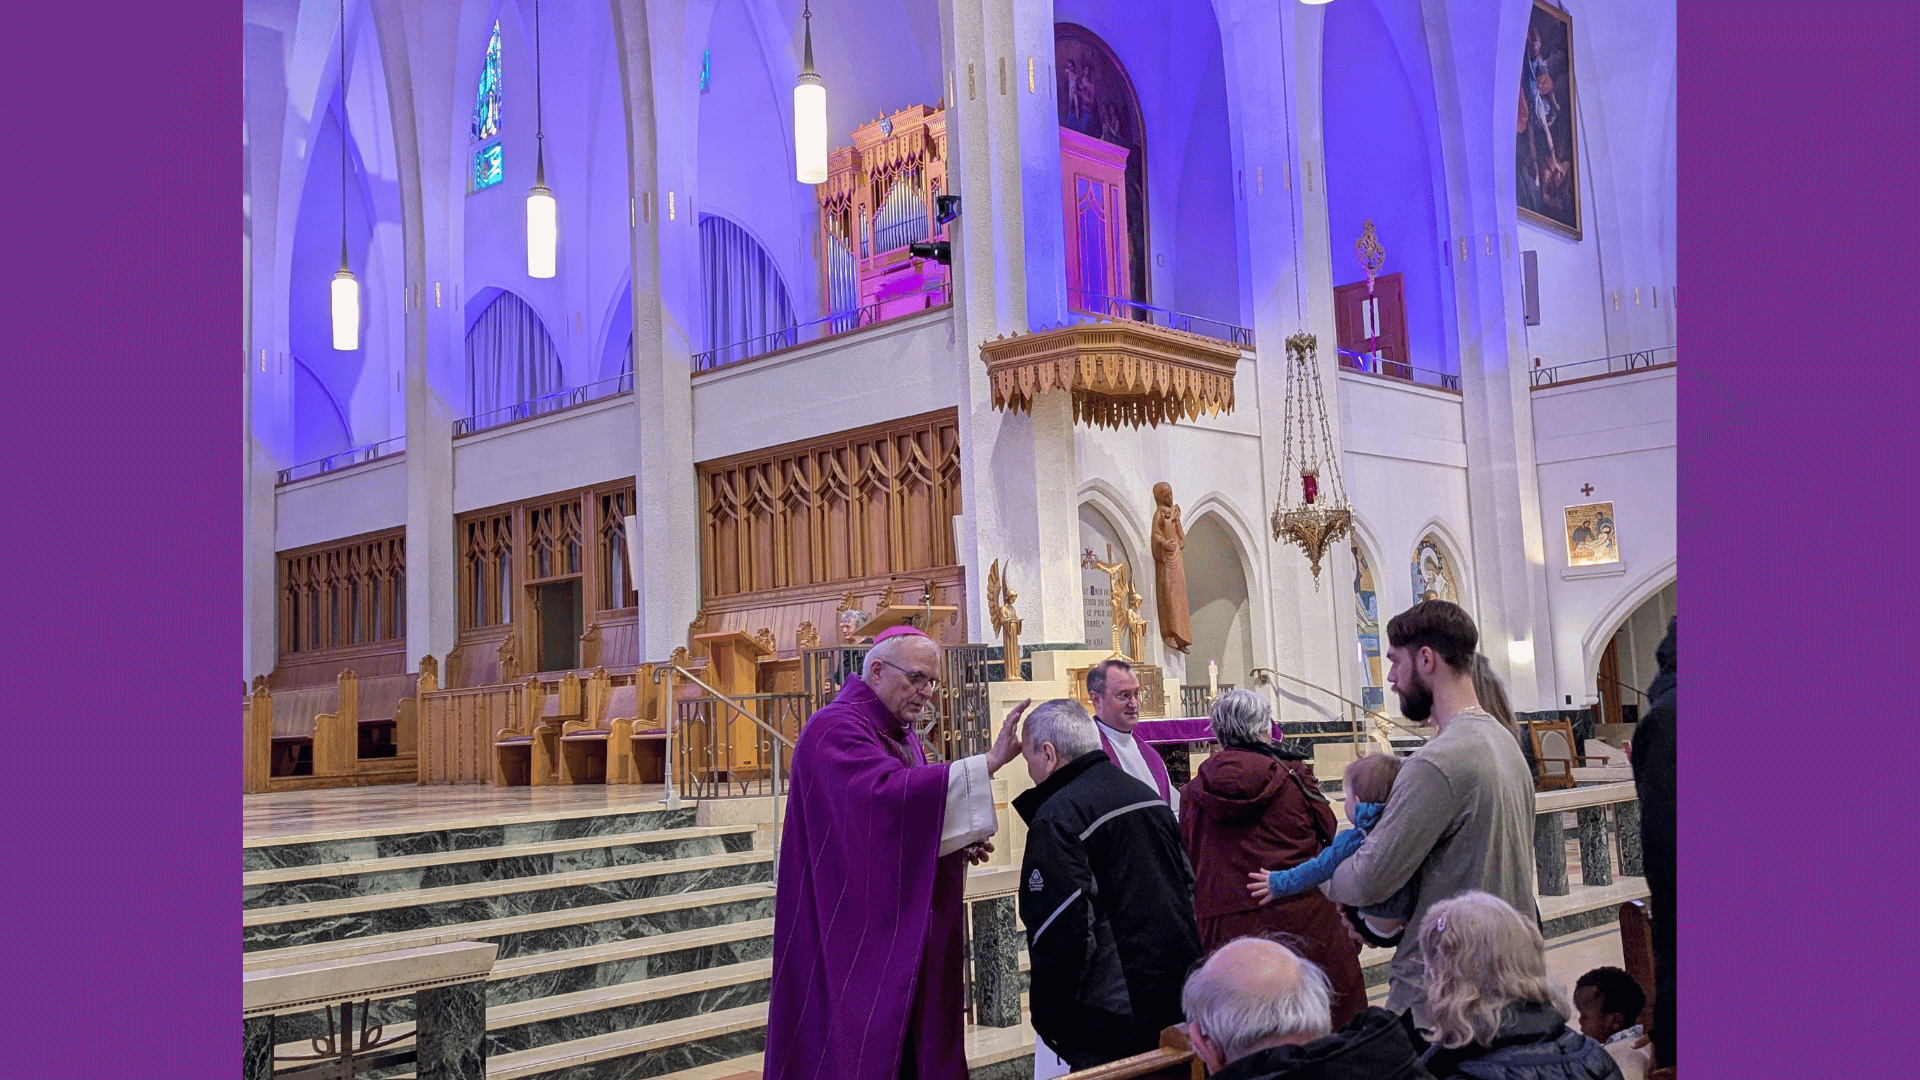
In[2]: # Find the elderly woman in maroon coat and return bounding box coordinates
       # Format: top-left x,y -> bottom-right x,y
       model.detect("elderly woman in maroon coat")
1178,689 -> 1368,1028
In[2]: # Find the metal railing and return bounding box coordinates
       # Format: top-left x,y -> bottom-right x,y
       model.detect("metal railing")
276,436 -> 407,485
1067,288 -> 1256,349
1336,348 -> 1462,392
453,373 -> 635,436
1249,666 -> 1430,753
693,281 -> 954,372
1178,684 -> 1235,718
1530,345 -> 1675,388
799,644 -> 995,763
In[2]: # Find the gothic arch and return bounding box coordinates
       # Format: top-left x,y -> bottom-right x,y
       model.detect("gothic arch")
1407,515 -> 1475,615
1579,554 -> 1677,691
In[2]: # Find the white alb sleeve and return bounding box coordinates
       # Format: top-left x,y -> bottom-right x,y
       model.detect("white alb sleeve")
936,754 -> 1000,856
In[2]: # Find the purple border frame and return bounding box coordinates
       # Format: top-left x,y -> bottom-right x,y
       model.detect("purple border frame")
0,1 -> 1908,1075
0,2 -> 238,1073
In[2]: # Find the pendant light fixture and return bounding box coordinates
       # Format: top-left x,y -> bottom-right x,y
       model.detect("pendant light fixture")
330,0 -> 359,350
526,0 -> 557,277
793,1 -> 827,184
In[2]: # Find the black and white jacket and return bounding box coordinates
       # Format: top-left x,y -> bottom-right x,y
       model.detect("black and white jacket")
1013,750 -> 1203,1071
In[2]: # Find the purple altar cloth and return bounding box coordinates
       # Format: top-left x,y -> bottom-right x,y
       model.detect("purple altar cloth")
1131,718 -> 1286,744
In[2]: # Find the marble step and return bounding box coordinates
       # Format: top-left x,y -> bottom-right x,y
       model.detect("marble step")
245,864 -> 771,968
244,825 -> 757,910
484,959 -> 772,1058
482,1001 -> 771,1080
245,805 -> 699,873
647,1014 -> 1040,1080
266,917 -> 777,1046
273,959 -> 774,1068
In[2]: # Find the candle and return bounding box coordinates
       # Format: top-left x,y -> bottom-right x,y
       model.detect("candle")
1208,660 -> 1218,696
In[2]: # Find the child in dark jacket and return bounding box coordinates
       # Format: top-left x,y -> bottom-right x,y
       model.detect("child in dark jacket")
1248,753 -> 1419,940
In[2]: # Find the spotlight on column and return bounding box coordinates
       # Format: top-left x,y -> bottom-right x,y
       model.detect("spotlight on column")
1508,640 -> 1534,665
908,240 -> 951,266
935,195 -> 962,224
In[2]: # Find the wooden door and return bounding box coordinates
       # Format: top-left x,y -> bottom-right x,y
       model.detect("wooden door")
1334,272 -> 1411,377
1598,637 -> 1623,726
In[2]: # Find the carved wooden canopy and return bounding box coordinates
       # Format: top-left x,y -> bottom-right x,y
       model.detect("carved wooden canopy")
980,321 -> 1241,429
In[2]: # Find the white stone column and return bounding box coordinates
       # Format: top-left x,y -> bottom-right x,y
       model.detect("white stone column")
942,0 -> 1082,644
1217,0 -> 1354,722
370,0 -> 463,674
1419,0 -> 1558,711
242,8 -> 301,681
609,0 -> 701,660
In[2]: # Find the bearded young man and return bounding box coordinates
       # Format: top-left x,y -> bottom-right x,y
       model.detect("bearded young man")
1321,601 -> 1536,1034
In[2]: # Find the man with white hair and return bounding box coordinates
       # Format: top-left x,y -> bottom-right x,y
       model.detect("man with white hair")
766,626 -> 1027,1080
1182,937 -> 1434,1080
1013,698 -> 1201,1074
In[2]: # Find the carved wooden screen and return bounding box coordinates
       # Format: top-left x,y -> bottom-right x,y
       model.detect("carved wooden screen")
525,497 -> 584,583
598,488 -> 638,610
699,410 -> 961,598
280,529 -> 406,654
459,513 -> 515,629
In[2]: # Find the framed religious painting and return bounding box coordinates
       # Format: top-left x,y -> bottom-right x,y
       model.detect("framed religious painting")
1516,0 -> 1581,239
1563,502 -> 1619,566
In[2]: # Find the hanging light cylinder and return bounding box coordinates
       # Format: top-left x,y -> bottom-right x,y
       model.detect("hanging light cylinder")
332,246 -> 361,350
527,147 -> 557,277
794,3 -> 827,184
527,0 -> 557,278
330,0 -> 358,350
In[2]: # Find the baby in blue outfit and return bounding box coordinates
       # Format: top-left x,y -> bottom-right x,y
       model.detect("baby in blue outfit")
1248,753 -> 1418,939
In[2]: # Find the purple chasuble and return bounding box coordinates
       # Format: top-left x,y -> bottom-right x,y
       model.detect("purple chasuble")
764,676 -> 970,1080
1097,725 -> 1172,803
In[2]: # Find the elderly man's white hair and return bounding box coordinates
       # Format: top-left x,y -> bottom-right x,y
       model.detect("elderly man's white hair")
1022,698 -> 1102,760
863,632 -> 937,680
1182,937 -> 1334,1064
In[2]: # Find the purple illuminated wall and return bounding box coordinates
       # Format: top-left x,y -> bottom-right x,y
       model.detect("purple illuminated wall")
1321,0 -> 1454,373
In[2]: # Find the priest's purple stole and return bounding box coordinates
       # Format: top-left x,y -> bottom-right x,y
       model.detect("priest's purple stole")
1097,725 -> 1172,803
764,676 -> 970,1080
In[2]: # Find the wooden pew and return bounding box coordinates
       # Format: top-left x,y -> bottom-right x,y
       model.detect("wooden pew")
560,665 -> 666,785
493,672 -> 581,786
1060,1025 -> 1202,1080
243,670 -> 420,792
580,617 -> 641,672
447,633 -> 521,689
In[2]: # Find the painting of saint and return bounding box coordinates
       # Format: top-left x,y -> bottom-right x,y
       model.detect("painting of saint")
1564,502 -> 1620,566
1412,536 -> 1459,605
1516,1 -> 1581,238
1055,24 -> 1149,305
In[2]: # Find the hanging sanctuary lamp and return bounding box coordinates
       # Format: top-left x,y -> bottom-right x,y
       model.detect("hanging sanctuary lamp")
1270,332 -> 1353,583
794,2 -> 828,184
526,0 -> 557,277
330,0 -> 359,350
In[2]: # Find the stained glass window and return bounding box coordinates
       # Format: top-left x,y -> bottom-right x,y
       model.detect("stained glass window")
473,144 -> 503,191
471,21 -> 501,142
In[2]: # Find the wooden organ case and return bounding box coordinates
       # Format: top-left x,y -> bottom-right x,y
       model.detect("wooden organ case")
817,104 -> 952,324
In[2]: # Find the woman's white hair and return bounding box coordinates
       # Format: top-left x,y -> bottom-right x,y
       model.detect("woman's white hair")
1181,938 -> 1334,1062
1208,688 -> 1272,746
1418,891 -> 1573,1049
1023,698 -> 1102,760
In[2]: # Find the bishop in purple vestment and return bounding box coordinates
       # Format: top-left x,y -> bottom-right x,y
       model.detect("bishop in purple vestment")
764,628 -> 1028,1080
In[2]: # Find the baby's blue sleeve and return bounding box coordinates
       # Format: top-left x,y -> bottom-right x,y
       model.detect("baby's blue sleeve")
1267,828 -> 1366,897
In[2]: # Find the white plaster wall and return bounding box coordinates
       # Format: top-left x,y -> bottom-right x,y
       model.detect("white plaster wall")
450,395 -> 637,513
688,309 -> 958,462
1530,366 -> 1675,706
1335,371 -> 1474,658
274,454 -> 409,552
1516,0 -> 1677,369
1071,392 -> 1271,682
